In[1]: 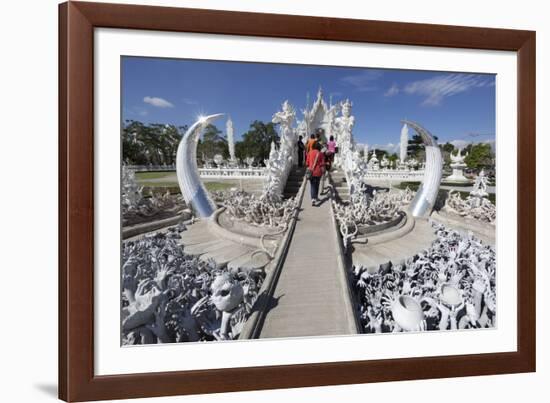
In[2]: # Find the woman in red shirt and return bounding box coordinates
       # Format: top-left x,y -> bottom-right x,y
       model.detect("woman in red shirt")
306,141 -> 325,206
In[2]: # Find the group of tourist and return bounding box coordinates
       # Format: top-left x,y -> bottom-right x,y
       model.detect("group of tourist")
297,128 -> 338,206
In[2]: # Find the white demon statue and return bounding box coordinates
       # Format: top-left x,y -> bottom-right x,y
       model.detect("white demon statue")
264,100 -> 298,196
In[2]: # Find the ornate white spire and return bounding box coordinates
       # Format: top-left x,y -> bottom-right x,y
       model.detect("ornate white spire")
226,116 -> 236,161
400,123 -> 409,163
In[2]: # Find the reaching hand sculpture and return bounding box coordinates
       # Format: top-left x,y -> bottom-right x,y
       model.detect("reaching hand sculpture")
333,186 -> 414,249
176,114 -> 224,218
121,225 -> 266,344
353,222 -> 496,333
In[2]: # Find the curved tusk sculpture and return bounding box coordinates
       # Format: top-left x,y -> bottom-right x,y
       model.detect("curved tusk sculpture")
176,113 -> 224,218
402,120 -> 443,218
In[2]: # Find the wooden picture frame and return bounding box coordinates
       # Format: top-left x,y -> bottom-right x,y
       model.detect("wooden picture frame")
59,1 -> 536,401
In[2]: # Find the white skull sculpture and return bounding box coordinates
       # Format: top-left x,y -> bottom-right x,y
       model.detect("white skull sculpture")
210,273 -> 244,313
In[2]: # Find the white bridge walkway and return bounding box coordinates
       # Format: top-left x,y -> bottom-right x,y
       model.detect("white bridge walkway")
258,181 -> 358,338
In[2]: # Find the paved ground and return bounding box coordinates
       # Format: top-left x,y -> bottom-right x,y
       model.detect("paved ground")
351,218 -> 437,272
258,180 -> 357,338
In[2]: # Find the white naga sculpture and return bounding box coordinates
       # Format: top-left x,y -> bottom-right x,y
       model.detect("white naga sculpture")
176,114 -> 224,218
445,148 -> 470,184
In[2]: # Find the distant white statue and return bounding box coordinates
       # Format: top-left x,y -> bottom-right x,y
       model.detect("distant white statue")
470,169 -> 489,200
272,100 -> 296,151
264,101 -> 298,197
381,154 -> 389,168
445,148 -> 470,184
363,144 -> 369,162
334,99 -> 356,173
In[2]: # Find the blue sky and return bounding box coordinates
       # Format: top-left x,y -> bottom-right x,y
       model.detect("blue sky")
122,56 -> 495,153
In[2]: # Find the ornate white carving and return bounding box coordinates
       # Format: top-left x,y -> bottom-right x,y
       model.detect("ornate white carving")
302,87 -> 340,141
445,148 -> 470,183
333,187 -> 415,248
121,224 -> 264,344
353,222 -> 496,333
263,100 -> 298,197
444,170 -> 495,223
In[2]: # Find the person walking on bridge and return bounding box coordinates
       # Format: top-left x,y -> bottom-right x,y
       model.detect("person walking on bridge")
325,135 -> 337,171
297,135 -> 305,167
306,141 -> 325,206
306,133 -> 316,155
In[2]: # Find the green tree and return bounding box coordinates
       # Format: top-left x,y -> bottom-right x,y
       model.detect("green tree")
196,124 -> 228,161
387,153 -> 399,166
407,133 -> 438,161
235,120 -> 280,164
440,142 -> 456,166
464,143 -> 494,170
122,120 -> 185,165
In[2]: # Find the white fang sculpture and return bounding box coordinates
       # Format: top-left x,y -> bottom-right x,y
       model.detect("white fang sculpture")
176,114 -> 224,218
402,120 -> 443,218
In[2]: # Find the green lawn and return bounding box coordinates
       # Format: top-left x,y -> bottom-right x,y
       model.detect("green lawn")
139,181 -> 237,194
135,171 -> 174,180
204,182 -> 238,192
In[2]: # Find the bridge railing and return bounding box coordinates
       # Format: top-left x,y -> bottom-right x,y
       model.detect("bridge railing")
198,167 -> 266,179
363,169 -> 425,181
126,164 -> 266,179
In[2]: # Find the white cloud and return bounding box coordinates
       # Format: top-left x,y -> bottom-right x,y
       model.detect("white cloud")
448,138 -> 495,152
483,139 -> 496,152
372,142 -> 400,154
125,106 -> 148,117
450,139 -> 470,150
143,96 -> 174,108
384,83 -> 399,97
341,70 -> 383,92
182,97 -> 198,105
403,74 -> 493,106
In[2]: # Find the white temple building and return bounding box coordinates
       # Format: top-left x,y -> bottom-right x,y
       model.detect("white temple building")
186,88 -> 427,184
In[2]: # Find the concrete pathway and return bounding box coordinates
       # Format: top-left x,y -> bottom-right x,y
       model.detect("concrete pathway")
351,218 -> 436,272
258,179 -> 357,338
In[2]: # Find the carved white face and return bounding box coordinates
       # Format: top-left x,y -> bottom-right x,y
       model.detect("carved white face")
282,100 -> 295,115
210,273 -> 244,312
342,101 -> 352,117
